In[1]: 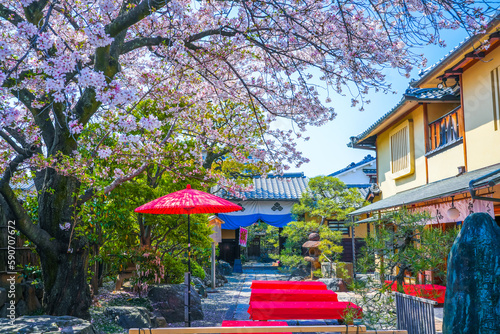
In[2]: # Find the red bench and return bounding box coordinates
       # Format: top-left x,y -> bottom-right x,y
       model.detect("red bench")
250,280 -> 328,290
250,289 -> 338,302
248,301 -> 362,321
384,280 -> 446,303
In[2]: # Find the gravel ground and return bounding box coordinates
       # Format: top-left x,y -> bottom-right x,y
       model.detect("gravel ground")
168,265 -> 287,327
168,273 -> 248,327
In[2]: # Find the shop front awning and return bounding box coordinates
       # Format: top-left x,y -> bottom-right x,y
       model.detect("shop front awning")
354,215 -> 387,224
350,163 -> 500,216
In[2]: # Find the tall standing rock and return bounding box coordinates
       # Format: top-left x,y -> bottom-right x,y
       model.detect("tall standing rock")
148,284 -> 203,323
443,213 -> 500,334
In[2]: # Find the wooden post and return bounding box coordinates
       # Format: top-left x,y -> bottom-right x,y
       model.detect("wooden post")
423,103 -> 429,185
351,216 -> 356,280
459,75 -> 468,171
211,242 -> 216,289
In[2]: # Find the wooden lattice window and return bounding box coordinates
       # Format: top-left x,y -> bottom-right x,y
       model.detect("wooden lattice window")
428,106 -> 462,151
389,119 -> 414,179
328,220 -> 350,235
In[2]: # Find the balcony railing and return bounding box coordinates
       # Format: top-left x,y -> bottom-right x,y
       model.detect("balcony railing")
428,106 -> 463,152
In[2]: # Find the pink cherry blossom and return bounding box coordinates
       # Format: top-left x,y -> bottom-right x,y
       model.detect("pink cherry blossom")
0,0 -> 494,315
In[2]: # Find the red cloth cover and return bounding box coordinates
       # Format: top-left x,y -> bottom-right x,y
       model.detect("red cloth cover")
247,301 -> 362,320
250,289 -> 338,302
221,320 -> 292,334
384,280 -> 446,303
404,284 -> 446,303
250,280 -> 328,290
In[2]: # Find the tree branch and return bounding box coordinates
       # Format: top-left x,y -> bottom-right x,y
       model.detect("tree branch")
186,27 -> 238,43
0,183 -> 58,256
10,88 -> 55,149
0,4 -> 24,26
73,88 -> 101,126
121,36 -> 172,54
0,130 -> 24,155
53,4 -> 80,30
121,26 -> 240,55
0,147 -> 58,255
106,0 -> 167,37
78,162 -> 150,205
4,127 -> 29,149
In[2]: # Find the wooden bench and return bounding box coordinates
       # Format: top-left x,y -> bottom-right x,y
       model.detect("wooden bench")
222,320 -> 292,334
129,325 -> 407,333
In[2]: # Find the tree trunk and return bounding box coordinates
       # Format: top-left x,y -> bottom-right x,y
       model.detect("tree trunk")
139,214 -> 152,248
37,169 -> 92,319
90,243 -> 100,297
39,245 -> 92,319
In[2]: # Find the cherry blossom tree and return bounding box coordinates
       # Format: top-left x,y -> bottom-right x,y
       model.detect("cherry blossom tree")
0,0 -> 495,318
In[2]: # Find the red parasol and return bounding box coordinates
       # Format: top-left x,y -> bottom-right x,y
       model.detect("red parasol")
135,184 -> 241,327
135,184 -> 242,214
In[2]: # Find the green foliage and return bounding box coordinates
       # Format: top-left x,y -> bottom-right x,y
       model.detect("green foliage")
18,264 -> 42,286
317,224 -> 343,263
83,174 -> 213,289
291,176 -> 366,221
419,225 -> 459,284
245,222 -> 280,261
279,176 -> 365,269
358,208 -> 458,285
353,208 -> 460,329
128,248 -> 166,295
191,261 -> 206,280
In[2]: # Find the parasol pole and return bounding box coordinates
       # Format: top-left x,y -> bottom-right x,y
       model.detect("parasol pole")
186,213 -> 191,327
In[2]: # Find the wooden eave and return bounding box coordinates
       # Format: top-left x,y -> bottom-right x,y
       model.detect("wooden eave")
436,32 -> 500,81
355,95 -> 459,147
414,18 -> 500,88
354,99 -> 416,146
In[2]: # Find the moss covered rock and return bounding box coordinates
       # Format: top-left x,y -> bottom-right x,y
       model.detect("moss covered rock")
443,213 -> 500,334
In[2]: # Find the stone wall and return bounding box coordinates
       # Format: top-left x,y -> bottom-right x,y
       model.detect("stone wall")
0,280 -> 43,318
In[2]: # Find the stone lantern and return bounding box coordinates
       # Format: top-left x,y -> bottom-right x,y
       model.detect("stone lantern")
302,232 -> 322,279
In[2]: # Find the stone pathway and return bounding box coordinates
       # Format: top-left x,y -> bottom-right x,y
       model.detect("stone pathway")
225,263 -> 286,321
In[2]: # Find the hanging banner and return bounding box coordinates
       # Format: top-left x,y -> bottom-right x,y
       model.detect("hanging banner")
413,198 -> 494,224
239,227 -> 248,247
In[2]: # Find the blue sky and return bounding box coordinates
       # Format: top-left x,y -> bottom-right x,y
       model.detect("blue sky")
287,30 -> 469,177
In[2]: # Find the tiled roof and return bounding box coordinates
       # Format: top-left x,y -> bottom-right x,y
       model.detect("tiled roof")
215,173 -> 373,201
347,185 -> 371,199
406,86 -> 458,100
350,163 -> 500,216
328,155 -> 375,177
415,37 -> 470,81
349,86 -> 460,146
346,184 -> 372,189
217,173 -> 309,200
